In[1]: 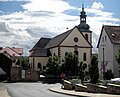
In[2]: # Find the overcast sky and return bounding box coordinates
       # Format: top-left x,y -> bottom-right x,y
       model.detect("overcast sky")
0,0 -> 120,55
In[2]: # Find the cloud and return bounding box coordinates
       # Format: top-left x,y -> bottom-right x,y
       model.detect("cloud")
91,2 -> 104,9
0,0 -> 120,55
22,0 -> 75,13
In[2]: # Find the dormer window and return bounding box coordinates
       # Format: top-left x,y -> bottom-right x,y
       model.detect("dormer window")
112,33 -> 115,38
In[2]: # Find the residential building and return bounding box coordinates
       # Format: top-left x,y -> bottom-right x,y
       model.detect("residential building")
97,25 -> 120,77
29,4 -> 92,71
0,47 -> 23,78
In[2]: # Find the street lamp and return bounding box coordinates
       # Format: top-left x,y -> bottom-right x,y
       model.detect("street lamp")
101,45 -> 106,85
102,48 -> 105,80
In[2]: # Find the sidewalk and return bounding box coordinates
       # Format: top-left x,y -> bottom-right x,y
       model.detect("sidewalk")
49,86 -> 120,97
0,83 -> 10,97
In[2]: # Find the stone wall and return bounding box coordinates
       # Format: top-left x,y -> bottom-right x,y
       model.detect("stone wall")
10,66 -> 39,82
75,84 -> 87,92
11,66 -> 21,81
87,84 -> 107,93
106,83 -> 120,94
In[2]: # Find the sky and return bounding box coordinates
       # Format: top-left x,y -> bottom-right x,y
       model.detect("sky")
0,0 -> 120,55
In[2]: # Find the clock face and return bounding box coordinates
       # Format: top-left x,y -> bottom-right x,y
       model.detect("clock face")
74,37 -> 78,43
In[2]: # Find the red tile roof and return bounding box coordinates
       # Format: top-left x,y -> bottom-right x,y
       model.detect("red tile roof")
0,47 -> 23,58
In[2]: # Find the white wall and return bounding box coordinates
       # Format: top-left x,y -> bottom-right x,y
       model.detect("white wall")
50,27 -> 92,70
61,28 -> 91,47
29,57 -> 49,70
113,45 -> 120,77
98,29 -> 114,75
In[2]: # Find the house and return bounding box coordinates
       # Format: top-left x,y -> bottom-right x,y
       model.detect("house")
0,47 -> 23,78
29,4 -> 92,71
97,25 -> 120,77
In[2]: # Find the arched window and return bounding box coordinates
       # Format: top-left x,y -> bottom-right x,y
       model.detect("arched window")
37,62 -> 42,70
85,34 -> 88,41
83,53 -> 87,61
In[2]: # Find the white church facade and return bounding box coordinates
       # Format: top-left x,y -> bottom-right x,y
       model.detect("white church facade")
29,5 -> 92,71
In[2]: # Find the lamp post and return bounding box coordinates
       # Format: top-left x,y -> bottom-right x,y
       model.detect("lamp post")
101,45 -> 106,85
103,48 -> 105,80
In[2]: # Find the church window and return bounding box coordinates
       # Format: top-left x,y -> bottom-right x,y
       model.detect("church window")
74,37 -> 79,43
85,34 -> 88,41
37,62 -> 42,70
83,52 -> 87,61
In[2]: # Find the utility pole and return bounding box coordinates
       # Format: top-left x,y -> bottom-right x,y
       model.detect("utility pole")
101,45 -> 106,85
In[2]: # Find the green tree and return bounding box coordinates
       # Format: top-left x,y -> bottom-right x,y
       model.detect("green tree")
78,62 -> 87,82
105,69 -> 114,80
45,54 -> 60,76
16,57 -> 29,69
116,48 -> 120,67
89,56 -> 99,84
61,52 -> 79,77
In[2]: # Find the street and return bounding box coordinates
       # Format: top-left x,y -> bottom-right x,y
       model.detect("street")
7,82 -> 74,97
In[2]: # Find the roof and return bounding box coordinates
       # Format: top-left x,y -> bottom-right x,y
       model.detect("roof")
45,28 -> 73,49
97,25 -> 120,48
0,47 -> 23,57
11,48 -> 23,55
30,38 -> 51,57
30,49 -> 49,57
45,26 -> 92,49
30,38 -> 51,51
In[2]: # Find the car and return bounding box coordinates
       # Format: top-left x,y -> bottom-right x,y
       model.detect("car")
111,78 -> 120,82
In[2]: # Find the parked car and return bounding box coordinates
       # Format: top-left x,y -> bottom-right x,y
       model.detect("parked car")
111,78 -> 120,82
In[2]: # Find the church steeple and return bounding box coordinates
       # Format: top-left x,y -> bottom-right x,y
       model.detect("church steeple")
78,3 -> 90,31
80,3 -> 86,23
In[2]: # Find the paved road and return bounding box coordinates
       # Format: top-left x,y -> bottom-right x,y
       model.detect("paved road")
0,82 -> 10,97
7,82 -> 74,97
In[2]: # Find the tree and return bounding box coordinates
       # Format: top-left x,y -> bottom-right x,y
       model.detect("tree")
45,54 -> 60,76
78,62 -> 87,82
116,48 -> 120,67
105,69 -> 114,80
16,57 -> 29,70
61,52 -> 79,77
89,56 -> 99,84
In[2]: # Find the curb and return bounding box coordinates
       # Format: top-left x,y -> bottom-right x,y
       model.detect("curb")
49,87 -> 89,97
49,87 -> 120,97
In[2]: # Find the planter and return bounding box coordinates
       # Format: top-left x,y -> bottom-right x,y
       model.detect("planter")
75,84 -> 87,92
106,83 -> 120,94
63,80 -> 74,90
87,84 -> 107,93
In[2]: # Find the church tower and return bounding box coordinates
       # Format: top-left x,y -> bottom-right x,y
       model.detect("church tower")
77,3 -> 92,61
78,4 -> 90,31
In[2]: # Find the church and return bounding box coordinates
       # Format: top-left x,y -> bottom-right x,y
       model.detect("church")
29,4 -> 92,71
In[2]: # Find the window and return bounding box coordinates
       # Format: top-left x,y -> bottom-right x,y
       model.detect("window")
37,62 -> 42,70
85,34 -> 88,41
102,37 -> 104,42
105,35 -> 107,41
83,52 -> 87,61
74,37 -> 79,43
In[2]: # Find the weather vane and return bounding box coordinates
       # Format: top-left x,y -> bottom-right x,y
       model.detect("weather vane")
82,0 -> 84,10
